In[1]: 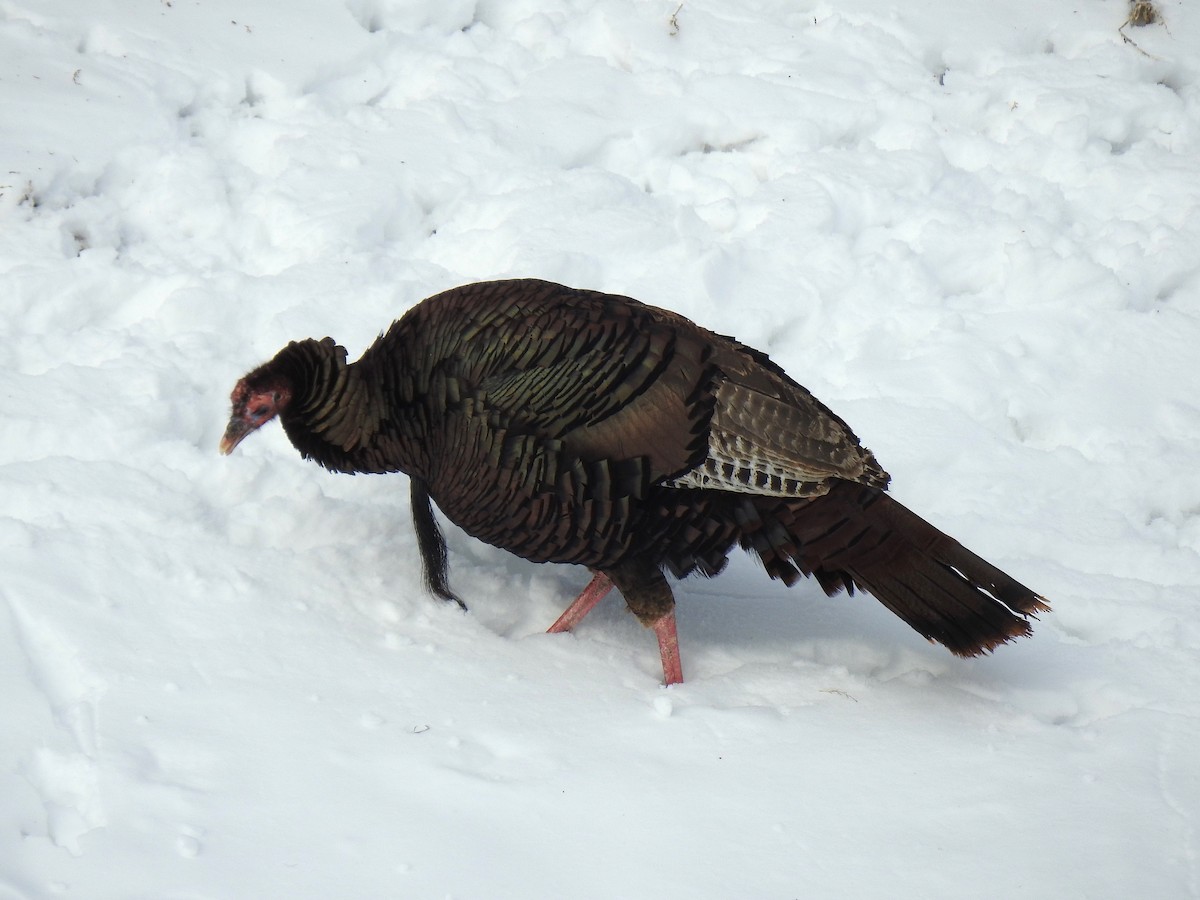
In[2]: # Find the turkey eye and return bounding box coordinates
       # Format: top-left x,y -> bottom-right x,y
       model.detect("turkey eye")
272,392 -> 281,402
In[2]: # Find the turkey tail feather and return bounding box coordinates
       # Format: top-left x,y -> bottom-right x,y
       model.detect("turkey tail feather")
773,482 -> 1049,656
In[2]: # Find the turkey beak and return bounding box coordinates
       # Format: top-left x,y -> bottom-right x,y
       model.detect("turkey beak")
219,417 -> 253,455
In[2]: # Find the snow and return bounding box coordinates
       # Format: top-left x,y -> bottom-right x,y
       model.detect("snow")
2,0 -> 1199,896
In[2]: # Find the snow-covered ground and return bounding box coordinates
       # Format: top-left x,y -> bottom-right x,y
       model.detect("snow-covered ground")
3,0 -> 1199,897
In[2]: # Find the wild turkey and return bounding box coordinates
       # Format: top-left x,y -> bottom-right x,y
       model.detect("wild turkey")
221,278 -> 1048,684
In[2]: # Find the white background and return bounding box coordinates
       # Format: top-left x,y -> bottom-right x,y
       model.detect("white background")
2,1 -> 1198,897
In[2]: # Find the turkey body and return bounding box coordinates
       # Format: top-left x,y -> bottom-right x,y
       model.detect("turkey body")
221,279 -> 1048,683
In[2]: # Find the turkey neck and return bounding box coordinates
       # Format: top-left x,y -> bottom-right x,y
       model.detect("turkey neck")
274,337 -> 420,476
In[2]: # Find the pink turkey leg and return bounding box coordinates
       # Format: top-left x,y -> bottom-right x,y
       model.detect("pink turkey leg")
653,612 -> 683,686
548,572 -> 684,685
547,572 -> 613,633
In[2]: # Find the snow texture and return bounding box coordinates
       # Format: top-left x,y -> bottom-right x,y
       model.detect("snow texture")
2,0 -> 1199,897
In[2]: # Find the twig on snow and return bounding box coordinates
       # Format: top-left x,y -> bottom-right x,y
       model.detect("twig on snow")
668,3 -> 683,36
1119,0 -> 1164,59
